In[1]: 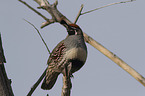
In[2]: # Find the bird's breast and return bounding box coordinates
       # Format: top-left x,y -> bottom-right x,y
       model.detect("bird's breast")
64,47 -> 87,62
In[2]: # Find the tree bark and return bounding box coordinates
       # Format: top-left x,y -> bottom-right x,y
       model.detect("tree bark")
0,34 -> 14,96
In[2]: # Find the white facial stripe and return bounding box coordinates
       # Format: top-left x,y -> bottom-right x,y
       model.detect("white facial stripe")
75,30 -> 78,35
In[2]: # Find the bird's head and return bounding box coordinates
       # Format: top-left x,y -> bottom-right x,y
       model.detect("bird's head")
60,20 -> 83,36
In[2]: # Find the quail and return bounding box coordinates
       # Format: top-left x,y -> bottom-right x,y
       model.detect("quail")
41,21 -> 87,90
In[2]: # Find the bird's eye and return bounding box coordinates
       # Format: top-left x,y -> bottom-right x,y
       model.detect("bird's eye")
68,29 -> 75,35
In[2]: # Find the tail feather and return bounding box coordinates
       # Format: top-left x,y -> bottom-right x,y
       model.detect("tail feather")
41,71 -> 60,90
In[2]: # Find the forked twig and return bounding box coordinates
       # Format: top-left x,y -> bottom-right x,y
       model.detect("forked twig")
74,4 -> 84,24
81,0 -> 135,15
74,0 -> 135,23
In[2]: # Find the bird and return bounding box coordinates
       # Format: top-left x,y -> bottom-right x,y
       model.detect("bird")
41,21 -> 87,90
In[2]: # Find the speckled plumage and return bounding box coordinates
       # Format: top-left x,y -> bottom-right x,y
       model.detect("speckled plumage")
41,23 -> 87,90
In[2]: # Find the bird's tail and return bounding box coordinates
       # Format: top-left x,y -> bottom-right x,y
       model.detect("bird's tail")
41,70 -> 60,90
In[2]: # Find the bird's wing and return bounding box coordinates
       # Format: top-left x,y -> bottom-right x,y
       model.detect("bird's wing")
47,40 -> 66,68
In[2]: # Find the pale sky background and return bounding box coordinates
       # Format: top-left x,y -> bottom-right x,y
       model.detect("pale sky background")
0,0 -> 145,96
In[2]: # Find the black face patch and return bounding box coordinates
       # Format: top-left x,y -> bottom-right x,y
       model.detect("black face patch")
67,25 -> 80,35
68,27 -> 80,35
68,29 -> 75,35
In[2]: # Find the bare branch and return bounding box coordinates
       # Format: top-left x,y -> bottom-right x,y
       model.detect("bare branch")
0,35 -> 14,96
53,0 -> 58,7
23,19 -> 51,95
61,76 -> 72,96
61,66 -> 72,96
34,0 -> 50,6
34,0 -> 71,25
23,19 -> 51,54
74,4 -> 84,24
81,0 -> 136,15
19,0 -> 49,21
27,68 -> 47,96
83,33 -> 145,87
41,20 -> 55,28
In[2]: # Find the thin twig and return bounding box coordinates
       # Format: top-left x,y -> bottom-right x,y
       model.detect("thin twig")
41,20 -> 55,28
27,68 -> 47,96
23,19 -> 50,54
19,0 -> 49,21
24,19 -> 50,95
81,0 -> 136,15
74,4 -> 84,24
